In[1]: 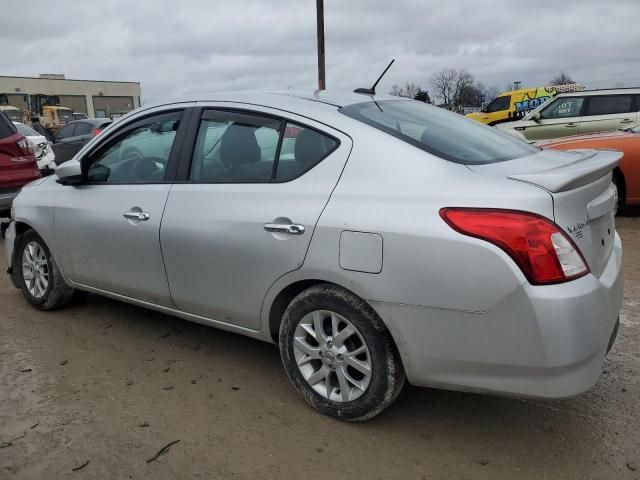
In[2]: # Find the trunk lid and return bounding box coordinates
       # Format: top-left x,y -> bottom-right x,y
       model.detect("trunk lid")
469,148 -> 621,278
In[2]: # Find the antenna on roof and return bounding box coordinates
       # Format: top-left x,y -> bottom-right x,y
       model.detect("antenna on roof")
354,59 -> 395,95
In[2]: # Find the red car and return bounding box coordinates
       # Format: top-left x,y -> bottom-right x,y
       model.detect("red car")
0,111 -> 40,218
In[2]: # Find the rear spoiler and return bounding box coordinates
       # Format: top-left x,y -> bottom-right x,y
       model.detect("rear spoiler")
508,149 -> 622,193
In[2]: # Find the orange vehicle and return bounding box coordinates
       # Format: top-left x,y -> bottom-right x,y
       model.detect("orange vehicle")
538,125 -> 640,212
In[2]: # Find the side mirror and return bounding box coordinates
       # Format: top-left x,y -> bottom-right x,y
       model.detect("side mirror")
55,159 -> 83,185
531,111 -> 541,122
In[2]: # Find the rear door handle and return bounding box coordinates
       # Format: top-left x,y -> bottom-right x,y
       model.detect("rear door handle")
123,210 -> 150,221
565,123 -> 578,128
264,223 -> 305,235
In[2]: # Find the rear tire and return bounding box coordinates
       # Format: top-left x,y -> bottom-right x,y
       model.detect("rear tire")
612,172 -> 625,216
16,230 -> 76,310
279,284 -> 405,421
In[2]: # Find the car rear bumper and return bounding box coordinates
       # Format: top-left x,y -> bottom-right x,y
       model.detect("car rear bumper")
372,233 -> 623,399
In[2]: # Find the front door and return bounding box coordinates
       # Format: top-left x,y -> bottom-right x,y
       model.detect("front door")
54,110 -> 186,306
160,107 -> 351,329
522,96 -> 585,141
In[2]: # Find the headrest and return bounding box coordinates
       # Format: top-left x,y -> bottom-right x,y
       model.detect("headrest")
220,123 -> 260,166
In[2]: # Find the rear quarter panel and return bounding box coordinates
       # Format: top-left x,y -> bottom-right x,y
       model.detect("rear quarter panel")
288,121 -> 555,313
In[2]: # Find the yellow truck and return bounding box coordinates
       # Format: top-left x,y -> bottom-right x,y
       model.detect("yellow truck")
36,105 -> 73,134
466,84 -> 584,126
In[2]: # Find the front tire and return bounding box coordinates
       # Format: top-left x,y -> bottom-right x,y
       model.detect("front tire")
279,284 -> 405,421
16,230 -> 75,310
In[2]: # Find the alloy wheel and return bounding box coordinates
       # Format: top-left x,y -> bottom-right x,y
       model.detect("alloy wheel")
22,241 -> 49,298
293,310 -> 372,402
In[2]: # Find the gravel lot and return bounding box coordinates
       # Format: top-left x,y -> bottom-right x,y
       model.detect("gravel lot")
1,217 -> 639,479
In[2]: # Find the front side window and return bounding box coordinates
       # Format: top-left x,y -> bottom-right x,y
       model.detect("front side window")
585,95 -> 633,116
485,95 -> 510,113
189,111 -> 338,182
85,115 -> 180,183
340,100 -> 538,165
539,97 -> 584,119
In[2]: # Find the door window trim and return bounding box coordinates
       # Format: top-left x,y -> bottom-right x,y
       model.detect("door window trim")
79,109 -> 188,185
176,107 -> 341,184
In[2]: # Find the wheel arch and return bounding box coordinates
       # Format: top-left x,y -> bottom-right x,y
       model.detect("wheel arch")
266,277 -> 402,365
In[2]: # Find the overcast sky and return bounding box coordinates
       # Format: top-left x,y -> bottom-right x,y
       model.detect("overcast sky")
4,0 -> 640,103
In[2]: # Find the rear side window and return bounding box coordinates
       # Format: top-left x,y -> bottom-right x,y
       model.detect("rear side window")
340,100 -> 538,165
74,122 -> 93,136
585,95 -> 633,116
55,124 -> 76,140
189,111 -> 338,182
485,95 -> 510,113
0,112 -> 17,139
275,123 -> 338,181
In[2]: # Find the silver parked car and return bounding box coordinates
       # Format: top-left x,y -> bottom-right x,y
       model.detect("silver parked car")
3,91 -> 623,421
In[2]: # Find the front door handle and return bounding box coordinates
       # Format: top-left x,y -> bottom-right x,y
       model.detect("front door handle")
620,118 -> 635,124
123,210 -> 150,221
565,123 -> 578,128
264,223 -> 305,235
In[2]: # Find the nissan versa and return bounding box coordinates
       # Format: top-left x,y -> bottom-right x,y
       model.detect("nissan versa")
4,91 -> 623,421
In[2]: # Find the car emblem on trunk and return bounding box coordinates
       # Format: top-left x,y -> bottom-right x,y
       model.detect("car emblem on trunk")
567,218 -> 589,239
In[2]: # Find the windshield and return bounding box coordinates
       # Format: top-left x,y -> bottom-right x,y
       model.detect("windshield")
340,100 -> 538,165
631,124 -> 640,133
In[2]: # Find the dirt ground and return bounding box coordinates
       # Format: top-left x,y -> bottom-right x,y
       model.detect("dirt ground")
0,218 -> 639,480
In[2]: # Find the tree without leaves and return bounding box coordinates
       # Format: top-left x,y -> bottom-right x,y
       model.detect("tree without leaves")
550,72 -> 576,86
389,82 -> 423,99
453,69 -> 474,108
430,68 -> 457,107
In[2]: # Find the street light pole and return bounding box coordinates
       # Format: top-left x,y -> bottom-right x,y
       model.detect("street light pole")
316,0 -> 326,90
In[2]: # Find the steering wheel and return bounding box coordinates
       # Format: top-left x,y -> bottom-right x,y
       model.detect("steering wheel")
130,156 -> 166,180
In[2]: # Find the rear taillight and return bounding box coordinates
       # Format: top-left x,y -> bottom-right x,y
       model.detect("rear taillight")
16,137 -> 34,155
440,208 -> 589,285
92,128 -> 101,136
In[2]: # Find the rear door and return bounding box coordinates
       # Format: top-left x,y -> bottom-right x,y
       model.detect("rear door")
578,94 -> 637,135
160,106 -> 351,329
521,96 -> 585,140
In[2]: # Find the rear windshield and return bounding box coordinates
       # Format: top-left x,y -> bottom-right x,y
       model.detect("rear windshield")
15,123 -> 39,137
0,112 -> 17,140
339,100 -> 538,165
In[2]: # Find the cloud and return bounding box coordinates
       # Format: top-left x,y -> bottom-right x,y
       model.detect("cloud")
3,0 -> 639,103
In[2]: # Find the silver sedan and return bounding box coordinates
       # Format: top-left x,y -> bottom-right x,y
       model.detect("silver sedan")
4,91 -> 623,420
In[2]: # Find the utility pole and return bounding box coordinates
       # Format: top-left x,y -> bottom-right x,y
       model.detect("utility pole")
513,81 -> 522,90
316,0 -> 326,90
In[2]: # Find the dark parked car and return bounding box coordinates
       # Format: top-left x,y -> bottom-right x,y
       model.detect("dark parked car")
0,112 -> 39,218
51,119 -> 112,164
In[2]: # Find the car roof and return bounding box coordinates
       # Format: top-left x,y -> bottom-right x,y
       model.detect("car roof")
67,118 -> 112,126
555,87 -> 640,97
147,90 -> 405,112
